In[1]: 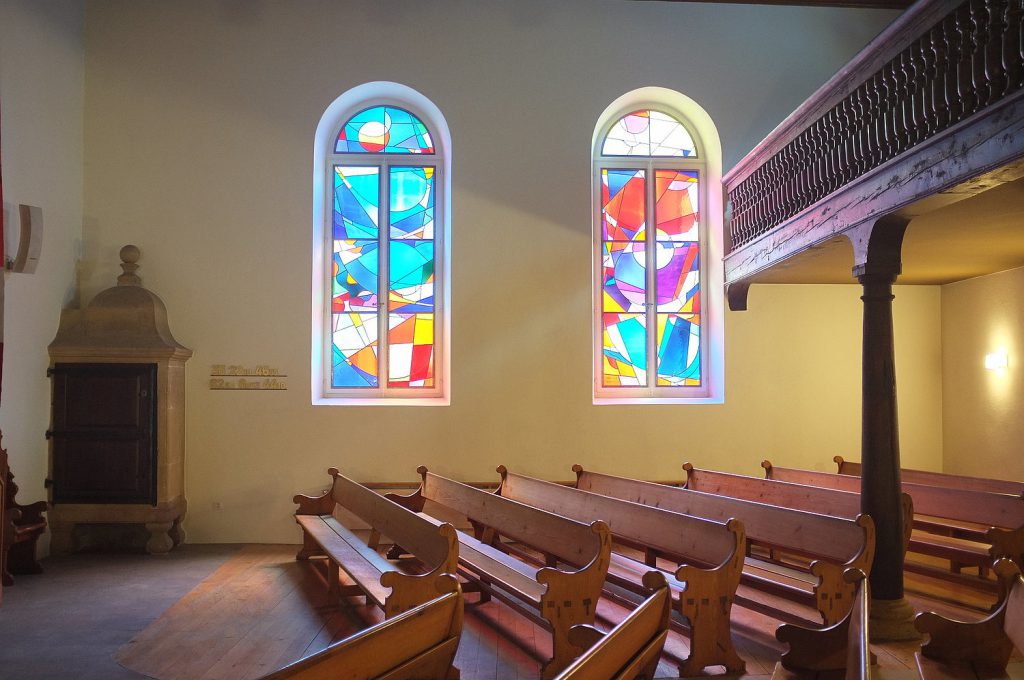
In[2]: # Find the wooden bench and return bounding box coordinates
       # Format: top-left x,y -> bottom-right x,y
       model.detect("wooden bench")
2,446 -> 47,587
834,456 -> 1024,497
496,466 -> 746,675
914,558 -> 1024,680
683,463 -> 914,551
261,578 -> 464,680
771,569 -> 873,680
763,461 -> 1024,580
573,466 -> 875,626
294,468 -> 459,618
554,571 -> 672,680
388,467 -> 612,679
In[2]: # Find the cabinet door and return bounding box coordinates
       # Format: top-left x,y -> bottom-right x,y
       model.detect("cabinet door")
50,363 -> 157,505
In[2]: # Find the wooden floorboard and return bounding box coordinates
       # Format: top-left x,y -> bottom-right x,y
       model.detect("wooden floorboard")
113,544 -> 1018,680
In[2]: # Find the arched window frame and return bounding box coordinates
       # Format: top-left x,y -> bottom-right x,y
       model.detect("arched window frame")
312,82 -> 451,406
592,88 -> 724,404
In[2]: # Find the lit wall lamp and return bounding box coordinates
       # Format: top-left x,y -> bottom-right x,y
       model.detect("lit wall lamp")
984,351 -> 1008,371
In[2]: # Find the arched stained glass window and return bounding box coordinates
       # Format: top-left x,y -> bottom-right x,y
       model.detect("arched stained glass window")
314,87 -> 450,405
594,98 -> 722,403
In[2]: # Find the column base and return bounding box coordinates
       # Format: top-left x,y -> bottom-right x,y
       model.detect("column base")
869,597 -> 920,641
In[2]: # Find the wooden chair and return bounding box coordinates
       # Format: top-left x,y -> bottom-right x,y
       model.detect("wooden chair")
260,579 -> 464,680
498,466 -> 746,676
3,444 -> 47,587
388,467 -> 612,679
771,569 -> 872,680
554,571 -> 672,680
294,468 -> 459,618
915,558 -> 1024,679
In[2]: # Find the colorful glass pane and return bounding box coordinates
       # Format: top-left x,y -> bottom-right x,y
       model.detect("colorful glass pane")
603,241 -> 646,312
655,242 -> 699,313
602,110 -> 697,157
334,166 -> 379,240
603,313 -> 647,387
389,240 -> 434,313
332,240 -> 379,312
390,166 -> 434,239
388,313 -> 434,387
655,170 -> 699,241
657,314 -> 700,386
332,312 -> 379,388
601,169 -> 645,241
336,106 -> 434,154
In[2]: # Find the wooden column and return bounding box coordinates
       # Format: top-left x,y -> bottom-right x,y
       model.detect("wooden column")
850,214 -> 917,640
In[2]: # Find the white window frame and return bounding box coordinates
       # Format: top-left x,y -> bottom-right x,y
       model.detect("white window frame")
312,83 -> 451,406
592,90 -> 724,405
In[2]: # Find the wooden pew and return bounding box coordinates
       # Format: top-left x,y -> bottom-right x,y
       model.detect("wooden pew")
388,467 -> 612,679
834,456 -> 1024,497
682,463 -> 914,551
496,466 -> 746,675
261,579 -> 464,680
293,468 -> 459,618
763,460 -> 1024,578
2,446 -> 47,587
771,569 -> 873,680
554,571 -> 672,680
914,558 -> 1024,679
573,466 -> 875,626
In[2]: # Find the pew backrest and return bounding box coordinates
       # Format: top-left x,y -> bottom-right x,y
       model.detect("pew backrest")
576,467 -> 872,567
421,468 -> 603,568
834,456 -> 1024,496
328,469 -> 457,575
554,572 -> 672,680
763,461 -> 1024,530
261,583 -> 464,680
500,467 -> 740,569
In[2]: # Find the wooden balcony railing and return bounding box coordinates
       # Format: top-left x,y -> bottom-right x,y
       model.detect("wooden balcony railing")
724,0 -> 1023,255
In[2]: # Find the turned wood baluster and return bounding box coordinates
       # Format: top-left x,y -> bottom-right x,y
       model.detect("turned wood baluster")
769,153 -> 784,226
829,109 -> 844,194
837,98 -> 855,188
889,55 -> 909,156
957,4 -> 978,121
906,46 -> 925,147
811,117 -> 828,205
873,71 -> 891,164
1003,0 -> 1023,93
986,0 -> 1008,102
865,73 -> 883,169
972,0 -> 992,109
925,25 -> 945,136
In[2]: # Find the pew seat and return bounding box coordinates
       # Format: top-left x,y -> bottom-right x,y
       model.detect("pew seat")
915,559 -> 1024,680
293,468 -> 459,618
388,467 -> 612,679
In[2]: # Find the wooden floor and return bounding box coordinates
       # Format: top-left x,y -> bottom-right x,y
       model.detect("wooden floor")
113,544 -> 1011,680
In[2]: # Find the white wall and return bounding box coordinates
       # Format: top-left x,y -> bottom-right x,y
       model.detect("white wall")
942,266 -> 1024,481
77,1 -> 941,544
0,2 -> 84,511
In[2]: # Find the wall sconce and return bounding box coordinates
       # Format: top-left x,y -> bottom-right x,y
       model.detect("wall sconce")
984,351 -> 1008,371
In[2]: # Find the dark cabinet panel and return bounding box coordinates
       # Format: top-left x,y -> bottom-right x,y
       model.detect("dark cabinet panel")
50,363 -> 157,505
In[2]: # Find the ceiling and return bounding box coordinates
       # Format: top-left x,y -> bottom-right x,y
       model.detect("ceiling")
745,175 -> 1024,285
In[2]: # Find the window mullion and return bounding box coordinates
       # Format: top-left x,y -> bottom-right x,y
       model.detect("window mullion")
646,160 -> 657,394
379,159 -> 390,394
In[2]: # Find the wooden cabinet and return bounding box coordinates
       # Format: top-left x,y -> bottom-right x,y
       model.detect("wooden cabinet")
49,363 -> 157,505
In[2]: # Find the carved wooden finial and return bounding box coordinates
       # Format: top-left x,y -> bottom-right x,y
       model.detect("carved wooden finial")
117,244 -> 142,286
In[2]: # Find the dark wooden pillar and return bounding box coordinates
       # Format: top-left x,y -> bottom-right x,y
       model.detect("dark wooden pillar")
850,214 -> 917,639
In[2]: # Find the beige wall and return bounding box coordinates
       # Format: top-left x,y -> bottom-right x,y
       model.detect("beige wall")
942,266 -> 1024,481
76,1 -> 945,544
0,2 -> 84,504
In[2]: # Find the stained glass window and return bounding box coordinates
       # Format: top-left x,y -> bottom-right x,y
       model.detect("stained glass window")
325,102 -> 443,399
595,108 -> 706,398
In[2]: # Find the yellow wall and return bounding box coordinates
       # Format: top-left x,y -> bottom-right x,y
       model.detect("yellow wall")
72,1 -> 946,544
942,266 -> 1024,480
0,1 -> 84,506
